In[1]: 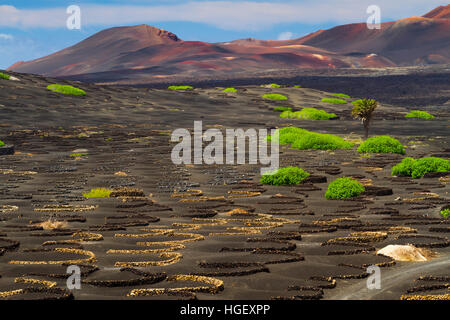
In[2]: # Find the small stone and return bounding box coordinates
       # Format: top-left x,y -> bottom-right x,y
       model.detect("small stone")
72,148 -> 88,153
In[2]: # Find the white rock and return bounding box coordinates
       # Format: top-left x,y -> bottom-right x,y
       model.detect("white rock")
377,244 -> 434,262
72,148 -> 88,153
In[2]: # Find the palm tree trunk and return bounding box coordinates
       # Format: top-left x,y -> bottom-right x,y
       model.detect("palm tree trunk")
363,120 -> 370,139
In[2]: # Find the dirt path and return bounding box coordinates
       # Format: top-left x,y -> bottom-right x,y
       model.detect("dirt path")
327,255 -> 450,300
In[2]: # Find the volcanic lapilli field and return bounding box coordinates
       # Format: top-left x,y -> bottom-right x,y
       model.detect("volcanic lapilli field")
0,72 -> 449,300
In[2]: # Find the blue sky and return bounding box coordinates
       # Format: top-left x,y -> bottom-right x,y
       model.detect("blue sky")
0,0 -> 446,69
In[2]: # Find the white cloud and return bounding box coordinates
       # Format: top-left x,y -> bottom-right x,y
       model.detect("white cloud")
0,1 -> 445,31
277,31 -> 295,40
0,33 -> 14,40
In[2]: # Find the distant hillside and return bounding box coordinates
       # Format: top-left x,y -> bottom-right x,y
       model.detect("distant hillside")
9,5 -> 450,84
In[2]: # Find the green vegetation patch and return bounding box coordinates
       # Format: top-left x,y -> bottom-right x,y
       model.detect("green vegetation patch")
83,188 -> 112,198
280,108 -> 337,120
273,106 -> 292,112
321,98 -> 347,104
168,85 -> 194,90
405,110 -> 435,119
332,93 -> 350,98
0,140 -> 5,147
357,136 -> 405,154
351,99 -> 363,105
268,126 -> 353,150
298,108 -> 337,120
70,152 -> 88,157
260,166 -> 310,185
262,93 -> 288,100
293,85 -> 301,88
47,84 -> 86,96
261,83 -> 281,88
222,87 -> 237,93
441,209 -> 450,219
291,132 -> 353,150
0,72 -> 10,80
267,127 -> 309,145
280,111 -> 294,118
391,157 -> 450,179
325,177 -> 365,199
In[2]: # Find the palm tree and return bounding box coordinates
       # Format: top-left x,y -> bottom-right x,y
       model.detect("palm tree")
352,99 -> 378,139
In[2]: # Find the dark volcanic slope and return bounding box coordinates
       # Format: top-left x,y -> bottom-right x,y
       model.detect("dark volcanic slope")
9,6 -> 450,83
126,67 -> 450,107
0,72 -> 449,300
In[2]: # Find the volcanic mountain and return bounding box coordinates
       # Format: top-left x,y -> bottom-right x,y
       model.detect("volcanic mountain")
10,25 -> 181,76
9,5 -> 450,84
294,8 -> 450,66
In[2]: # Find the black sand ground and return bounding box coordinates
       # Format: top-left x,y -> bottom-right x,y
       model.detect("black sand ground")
66,64 -> 450,107
0,72 -> 448,300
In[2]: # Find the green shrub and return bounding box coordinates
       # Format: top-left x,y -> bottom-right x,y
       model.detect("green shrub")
405,110 -> 434,119
47,84 -> 86,96
0,72 -> 10,80
268,126 -> 353,150
321,98 -> 347,104
300,108 -> 337,120
83,188 -> 112,198
325,177 -> 365,199
261,83 -> 281,88
280,108 -> 337,120
440,209 -> 450,219
332,93 -> 350,98
391,157 -> 450,179
0,139 -> 4,147
70,152 -> 88,157
293,85 -> 301,88
223,87 -> 237,93
266,127 -> 308,145
291,132 -> 353,150
357,136 -> 405,154
263,93 -> 288,100
280,110 -> 294,118
168,85 -> 193,90
260,166 -> 310,185
351,99 -> 363,105
273,106 -> 292,112
391,157 -> 415,176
